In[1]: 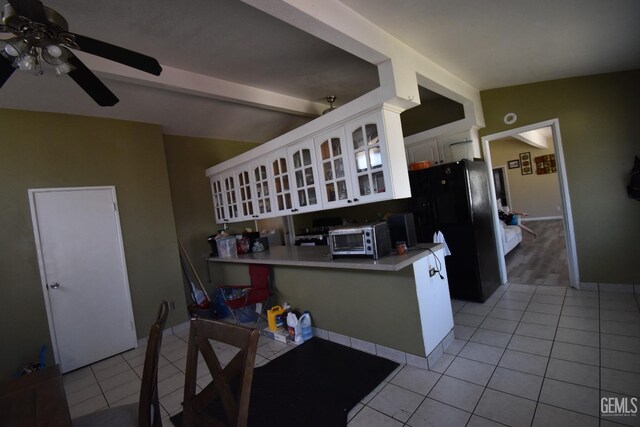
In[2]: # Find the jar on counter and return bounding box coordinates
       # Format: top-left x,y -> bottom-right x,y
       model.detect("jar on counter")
395,241 -> 407,255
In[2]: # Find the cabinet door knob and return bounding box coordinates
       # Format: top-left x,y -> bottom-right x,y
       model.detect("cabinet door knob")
353,198 -> 359,202
347,200 -> 352,204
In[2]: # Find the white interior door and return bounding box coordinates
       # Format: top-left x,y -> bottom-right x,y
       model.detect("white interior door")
29,187 -> 137,373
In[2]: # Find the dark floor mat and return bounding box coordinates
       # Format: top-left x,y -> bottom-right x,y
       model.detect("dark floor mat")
170,337 -> 399,427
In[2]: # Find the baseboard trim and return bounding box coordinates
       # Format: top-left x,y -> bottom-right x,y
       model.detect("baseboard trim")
581,282 -> 638,293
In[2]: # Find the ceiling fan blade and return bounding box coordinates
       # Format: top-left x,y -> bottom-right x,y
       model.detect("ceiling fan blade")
71,34 -> 162,76
0,55 -> 16,88
8,0 -> 48,24
66,54 -> 119,106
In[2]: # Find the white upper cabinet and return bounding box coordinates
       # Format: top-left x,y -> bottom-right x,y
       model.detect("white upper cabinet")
345,112 -> 392,204
268,149 -> 294,215
287,139 -> 321,213
207,106 -> 411,223
211,170 -> 240,224
315,128 -> 355,209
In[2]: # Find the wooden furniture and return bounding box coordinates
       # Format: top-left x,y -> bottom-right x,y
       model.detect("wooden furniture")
183,318 -> 260,427
0,365 -> 71,427
73,300 -> 170,427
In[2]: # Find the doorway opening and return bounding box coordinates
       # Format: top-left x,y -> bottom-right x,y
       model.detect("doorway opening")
482,119 -> 580,288
492,165 -> 510,208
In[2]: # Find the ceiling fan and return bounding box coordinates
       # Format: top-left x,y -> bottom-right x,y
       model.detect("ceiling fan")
0,0 -> 161,106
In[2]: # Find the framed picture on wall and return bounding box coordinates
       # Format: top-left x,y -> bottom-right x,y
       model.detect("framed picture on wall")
520,152 -> 533,175
508,159 -> 520,169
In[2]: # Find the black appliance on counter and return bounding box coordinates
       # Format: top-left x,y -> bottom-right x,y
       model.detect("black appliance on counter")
409,160 -> 500,302
387,213 -> 418,248
294,217 -> 342,246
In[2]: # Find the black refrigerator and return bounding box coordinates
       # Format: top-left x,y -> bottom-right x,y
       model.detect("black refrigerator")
409,160 -> 501,302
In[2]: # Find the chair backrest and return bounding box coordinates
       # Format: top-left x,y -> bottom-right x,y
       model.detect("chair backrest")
138,301 -> 170,427
183,318 -> 260,427
248,264 -> 270,292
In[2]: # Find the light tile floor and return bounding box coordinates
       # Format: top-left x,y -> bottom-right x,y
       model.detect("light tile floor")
64,284 -> 640,427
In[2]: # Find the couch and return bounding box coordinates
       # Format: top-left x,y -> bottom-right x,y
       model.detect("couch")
499,221 -> 522,255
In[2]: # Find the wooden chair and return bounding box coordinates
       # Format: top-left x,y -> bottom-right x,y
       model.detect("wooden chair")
73,301 -> 170,427
182,318 -> 260,427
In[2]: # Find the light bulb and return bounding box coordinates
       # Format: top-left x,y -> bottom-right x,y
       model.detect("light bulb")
4,43 -> 19,57
17,54 -> 36,71
46,44 -> 62,58
54,62 -> 72,75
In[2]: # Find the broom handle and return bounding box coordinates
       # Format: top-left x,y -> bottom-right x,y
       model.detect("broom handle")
177,240 -> 211,302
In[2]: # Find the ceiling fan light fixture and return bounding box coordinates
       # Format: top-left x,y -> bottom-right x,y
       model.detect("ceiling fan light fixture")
17,52 -> 36,71
2,37 -> 27,58
45,44 -> 62,58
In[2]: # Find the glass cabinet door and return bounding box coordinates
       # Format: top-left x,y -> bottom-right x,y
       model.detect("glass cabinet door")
348,114 -> 389,202
288,140 -> 319,213
315,128 -> 353,207
252,162 -> 273,216
269,151 -> 293,214
222,172 -> 239,221
210,176 -> 226,223
236,167 -> 255,220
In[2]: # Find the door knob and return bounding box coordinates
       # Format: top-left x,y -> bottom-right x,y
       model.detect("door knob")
50,282 -> 60,289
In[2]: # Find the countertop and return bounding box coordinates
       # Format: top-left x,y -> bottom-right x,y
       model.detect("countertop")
207,243 -> 444,272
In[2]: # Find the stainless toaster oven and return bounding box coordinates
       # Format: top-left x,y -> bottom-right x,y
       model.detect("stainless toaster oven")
328,222 -> 391,260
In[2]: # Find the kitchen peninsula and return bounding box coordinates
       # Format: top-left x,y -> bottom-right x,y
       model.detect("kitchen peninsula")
208,244 -> 454,366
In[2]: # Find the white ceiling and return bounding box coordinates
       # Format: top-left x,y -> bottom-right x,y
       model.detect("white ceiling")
1,0 -> 638,142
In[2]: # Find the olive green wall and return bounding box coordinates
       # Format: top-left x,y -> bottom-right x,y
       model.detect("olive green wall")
0,109 -> 185,380
163,135 -> 258,295
479,70 -> 640,284
490,137 -> 562,218
216,263 -> 426,356
401,95 -> 465,137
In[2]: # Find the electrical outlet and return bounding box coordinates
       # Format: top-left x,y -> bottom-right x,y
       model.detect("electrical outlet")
429,267 -> 436,277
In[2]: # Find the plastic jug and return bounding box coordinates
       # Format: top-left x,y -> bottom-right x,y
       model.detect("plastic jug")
286,312 -> 304,344
267,305 -> 285,331
300,311 -> 313,341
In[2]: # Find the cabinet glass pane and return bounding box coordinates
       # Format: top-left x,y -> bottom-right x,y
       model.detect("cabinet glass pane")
258,199 -> 264,213
309,188 -> 317,205
264,185 -> 269,196
282,175 -> 289,191
337,181 -> 348,200
355,151 -> 367,172
366,124 -> 379,145
298,189 -> 307,206
321,141 -> 330,161
272,161 -> 279,176
304,167 -> 314,185
246,186 -> 251,199
256,183 -> 262,198
261,166 -> 268,180
277,194 -> 284,210
285,193 -> 291,209
334,158 -> 344,178
372,171 -> 385,193
369,147 -> 382,169
323,162 -> 333,181
352,127 -> 364,150
302,149 -> 311,166
240,187 -> 245,200
265,199 -> 271,212
275,178 -> 282,193
331,138 -> 342,156
326,183 -> 336,202
254,168 -> 260,182
296,170 -> 303,187
293,152 -> 301,169
358,175 -> 371,196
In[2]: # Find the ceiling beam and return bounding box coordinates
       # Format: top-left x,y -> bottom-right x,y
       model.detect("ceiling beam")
243,0 -> 485,127
73,52 -> 327,117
